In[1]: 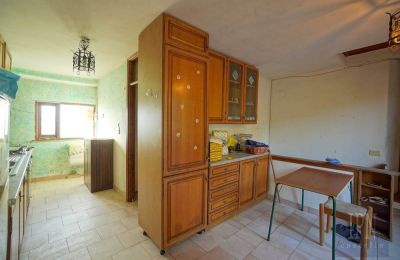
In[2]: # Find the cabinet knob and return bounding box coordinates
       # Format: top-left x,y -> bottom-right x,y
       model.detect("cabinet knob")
176,74 -> 181,80
194,145 -> 198,150
180,104 -> 184,110
186,84 -> 191,90
195,118 -> 199,124
176,132 -> 181,138
196,70 -> 201,75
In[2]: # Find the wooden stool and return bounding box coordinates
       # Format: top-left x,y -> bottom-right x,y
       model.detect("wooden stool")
319,199 -> 373,260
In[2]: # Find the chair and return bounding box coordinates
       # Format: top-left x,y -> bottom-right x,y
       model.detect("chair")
319,199 -> 373,260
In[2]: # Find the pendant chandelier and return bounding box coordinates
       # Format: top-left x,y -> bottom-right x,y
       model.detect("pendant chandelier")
388,9 -> 400,47
73,37 -> 95,76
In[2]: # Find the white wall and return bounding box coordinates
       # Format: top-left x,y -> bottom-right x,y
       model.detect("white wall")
269,60 -> 399,210
97,63 -> 128,194
209,76 -> 271,143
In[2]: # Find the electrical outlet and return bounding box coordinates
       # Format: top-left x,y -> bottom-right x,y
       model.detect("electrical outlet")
369,150 -> 381,157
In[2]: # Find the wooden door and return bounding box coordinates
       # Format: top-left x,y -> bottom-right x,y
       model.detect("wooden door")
126,55 -> 138,202
163,169 -> 207,246
208,50 -> 226,123
240,160 -> 255,206
165,46 -> 208,173
226,59 -> 244,123
244,65 -> 258,123
255,157 -> 269,197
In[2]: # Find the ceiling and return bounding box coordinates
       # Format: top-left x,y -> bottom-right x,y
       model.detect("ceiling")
0,0 -> 399,79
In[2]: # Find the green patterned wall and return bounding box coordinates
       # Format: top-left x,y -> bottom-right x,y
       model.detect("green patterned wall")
10,70 -> 97,177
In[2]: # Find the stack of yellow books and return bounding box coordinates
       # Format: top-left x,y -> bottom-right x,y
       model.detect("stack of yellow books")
209,137 -> 223,162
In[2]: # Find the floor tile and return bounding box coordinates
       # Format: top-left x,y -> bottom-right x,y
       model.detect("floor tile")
220,235 -> 256,259
96,220 -> 128,239
87,236 -> 124,260
117,226 -> 148,248
67,229 -> 102,252
112,244 -> 152,260
199,246 -> 238,260
169,239 -> 207,260
211,222 -> 240,238
251,241 -> 290,260
190,230 -> 225,251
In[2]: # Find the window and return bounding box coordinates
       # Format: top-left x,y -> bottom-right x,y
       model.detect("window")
36,102 -> 95,140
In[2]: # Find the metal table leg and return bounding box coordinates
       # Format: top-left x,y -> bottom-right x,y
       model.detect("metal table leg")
267,184 -> 279,241
349,181 -> 353,203
331,196 -> 336,260
301,189 -> 304,211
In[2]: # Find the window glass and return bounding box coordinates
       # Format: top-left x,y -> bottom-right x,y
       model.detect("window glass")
40,105 -> 56,136
59,104 -> 94,138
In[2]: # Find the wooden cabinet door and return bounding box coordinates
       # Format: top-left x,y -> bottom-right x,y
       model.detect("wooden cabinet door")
165,46 -> 208,173
239,160 -> 255,206
244,65 -> 258,123
255,157 -> 269,197
226,59 -> 244,123
163,169 -> 207,246
208,50 -> 226,123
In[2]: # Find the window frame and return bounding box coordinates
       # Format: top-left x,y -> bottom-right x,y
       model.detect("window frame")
35,101 -> 95,140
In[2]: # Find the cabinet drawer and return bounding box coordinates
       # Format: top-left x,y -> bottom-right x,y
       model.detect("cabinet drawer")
210,163 -> 239,178
209,172 -> 239,190
164,15 -> 208,54
208,193 -> 238,213
209,182 -> 239,201
208,203 -> 238,224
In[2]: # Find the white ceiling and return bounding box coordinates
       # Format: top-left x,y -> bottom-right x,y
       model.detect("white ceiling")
1,0 -> 399,79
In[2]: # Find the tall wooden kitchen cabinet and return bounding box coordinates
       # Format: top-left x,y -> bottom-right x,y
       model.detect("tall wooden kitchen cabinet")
138,14 -> 209,253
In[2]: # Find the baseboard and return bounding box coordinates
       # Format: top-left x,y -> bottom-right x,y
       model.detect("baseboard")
31,173 -> 83,183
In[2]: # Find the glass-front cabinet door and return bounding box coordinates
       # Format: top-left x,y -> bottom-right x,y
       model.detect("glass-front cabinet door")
244,66 -> 258,122
226,60 -> 244,122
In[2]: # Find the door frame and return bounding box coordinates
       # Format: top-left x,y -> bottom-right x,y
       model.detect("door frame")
126,53 -> 138,202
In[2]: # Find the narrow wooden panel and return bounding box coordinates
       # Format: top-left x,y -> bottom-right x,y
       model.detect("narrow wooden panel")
163,170 -> 207,246
239,160 -> 255,206
137,14 -> 164,248
208,50 -> 226,123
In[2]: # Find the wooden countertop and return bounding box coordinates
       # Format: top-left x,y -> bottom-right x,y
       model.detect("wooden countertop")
210,152 -> 268,167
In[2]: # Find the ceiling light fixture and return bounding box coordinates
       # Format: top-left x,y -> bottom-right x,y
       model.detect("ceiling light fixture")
388,9 -> 400,48
73,37 -> 95,76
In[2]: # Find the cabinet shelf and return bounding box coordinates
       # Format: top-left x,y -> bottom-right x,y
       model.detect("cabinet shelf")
229,79 -> 241,84
361,183 -> 390,192
360,199 -> 389,208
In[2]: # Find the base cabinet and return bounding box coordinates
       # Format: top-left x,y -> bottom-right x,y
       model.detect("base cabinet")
255,157 -> 269,198
239,160 -> 256,206
239,156 -> 269,207
84,139 -> 113,193
163,170 -> 208,246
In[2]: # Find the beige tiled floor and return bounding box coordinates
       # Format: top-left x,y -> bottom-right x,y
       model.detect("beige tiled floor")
22,177 -> 400,260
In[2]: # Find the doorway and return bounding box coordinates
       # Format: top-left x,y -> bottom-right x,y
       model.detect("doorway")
126,54 -> 138,202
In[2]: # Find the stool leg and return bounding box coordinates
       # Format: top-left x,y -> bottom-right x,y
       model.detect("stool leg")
319,204 -> 324,246
326,214 -> 332,233
361,217 -> 368,260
